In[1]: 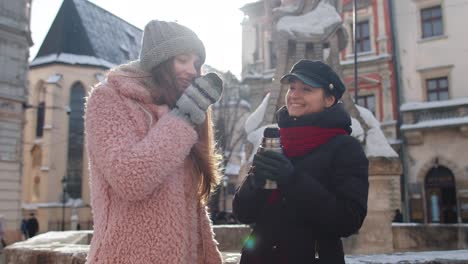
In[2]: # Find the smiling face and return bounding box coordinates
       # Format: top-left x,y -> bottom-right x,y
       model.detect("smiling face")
173,53 -> 202,93
285,79 -> 336,117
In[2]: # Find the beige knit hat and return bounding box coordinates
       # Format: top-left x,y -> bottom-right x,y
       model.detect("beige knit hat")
139,20 -> 206,72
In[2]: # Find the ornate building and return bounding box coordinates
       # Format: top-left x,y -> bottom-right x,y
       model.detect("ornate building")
340,0 -> 399,145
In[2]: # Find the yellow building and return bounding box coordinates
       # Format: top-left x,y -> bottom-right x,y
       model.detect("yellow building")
22,0 -> 142,233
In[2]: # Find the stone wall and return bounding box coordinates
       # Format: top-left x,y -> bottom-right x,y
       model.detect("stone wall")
393,223 -> 468,252
3,229 -> 246,264
213,225 -> 251,252
343,157 -> 402,254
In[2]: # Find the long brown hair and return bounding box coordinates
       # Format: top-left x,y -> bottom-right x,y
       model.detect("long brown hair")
150,59 -> 222,203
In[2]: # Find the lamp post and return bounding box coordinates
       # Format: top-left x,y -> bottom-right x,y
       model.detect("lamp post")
222,175 -> 228,212
61,176 -> 67,231
353,0 -> 359,103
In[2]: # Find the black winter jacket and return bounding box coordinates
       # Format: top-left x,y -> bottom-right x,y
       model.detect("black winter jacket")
233,104 -> 369,264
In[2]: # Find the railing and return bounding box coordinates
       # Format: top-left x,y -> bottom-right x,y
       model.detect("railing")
400,99 -> 468,130
416,109 -> 460,123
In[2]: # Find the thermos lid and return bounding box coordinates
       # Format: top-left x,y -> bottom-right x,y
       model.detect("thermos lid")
263,126 -> 280,138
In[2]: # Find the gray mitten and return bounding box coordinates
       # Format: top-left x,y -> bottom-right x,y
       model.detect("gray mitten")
171,73 -> 223,125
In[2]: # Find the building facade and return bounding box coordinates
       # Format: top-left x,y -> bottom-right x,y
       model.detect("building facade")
0,0 -> 32,242
340,0 -> 399,143
241,0 -> 399,137
22,0 -> 142,232
393,0 -> 468,223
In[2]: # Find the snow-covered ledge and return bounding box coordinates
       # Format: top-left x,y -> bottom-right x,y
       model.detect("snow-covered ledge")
6,231 -> 468,264
4,227 -> 250,264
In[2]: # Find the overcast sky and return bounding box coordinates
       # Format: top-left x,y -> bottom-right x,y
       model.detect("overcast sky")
30,0 -> 254,77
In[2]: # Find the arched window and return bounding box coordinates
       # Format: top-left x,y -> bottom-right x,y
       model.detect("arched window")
66,82 -> 85,199
36,102 -> 45,137
35,83 -> 46,138
425,166 -> 458,223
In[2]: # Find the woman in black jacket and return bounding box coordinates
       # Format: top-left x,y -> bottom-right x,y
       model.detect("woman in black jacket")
233,60 -> 369,264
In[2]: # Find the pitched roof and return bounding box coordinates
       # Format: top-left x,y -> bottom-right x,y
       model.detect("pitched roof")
31,0 -> 142,68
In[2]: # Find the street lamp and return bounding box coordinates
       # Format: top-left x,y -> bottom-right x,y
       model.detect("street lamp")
353,0 -> 359,104
222,176 -> 228,213
61,176 -> 67,231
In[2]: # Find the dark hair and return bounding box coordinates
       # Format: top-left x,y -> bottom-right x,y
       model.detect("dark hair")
150,58 -> 180,108
322,87 -> 337,106
150,59 -> 221,203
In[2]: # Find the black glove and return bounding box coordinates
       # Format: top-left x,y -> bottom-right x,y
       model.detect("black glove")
171,73 -> 223,125
252,150 -> 294,186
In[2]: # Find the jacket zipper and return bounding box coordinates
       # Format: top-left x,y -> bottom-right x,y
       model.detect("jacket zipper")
314,240 -> 320,260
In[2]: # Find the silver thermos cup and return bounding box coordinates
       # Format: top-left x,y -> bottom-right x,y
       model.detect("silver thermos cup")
257,126 -> 283,189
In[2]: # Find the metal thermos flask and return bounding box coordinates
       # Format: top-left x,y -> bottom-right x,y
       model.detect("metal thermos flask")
257,126 -> 283,189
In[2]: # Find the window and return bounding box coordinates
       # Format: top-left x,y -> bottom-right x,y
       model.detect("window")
253,24 -> 260,61
426,77 -> 449,101
227,183 -> 236,195
305,43 -> 314,59
287,40 -> 296,59
36,102 -> 45,137
421,6 -> 443,38
66,83 -> 86,198
352,21 -> 371,53
269,41 -> 277,69
357,94 -> 376,116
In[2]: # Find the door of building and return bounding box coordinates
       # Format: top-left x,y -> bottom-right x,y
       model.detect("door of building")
425,166 -> 458,223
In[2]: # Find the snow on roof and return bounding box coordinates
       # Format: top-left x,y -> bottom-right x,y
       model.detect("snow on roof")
245,93 -> 270,134
31,53 -> 115,68
340,53 -> 391,66
401,97 -> 468,111
356,105 -> 398,158
401,116 -> 468,131
243,71 -> 275,80
277,1 -> 342,37
73,0 -> 142,65
33,0 -> 142,67
46,74 -> 62,84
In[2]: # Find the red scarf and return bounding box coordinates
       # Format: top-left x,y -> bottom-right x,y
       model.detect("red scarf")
279,126 -> 348,157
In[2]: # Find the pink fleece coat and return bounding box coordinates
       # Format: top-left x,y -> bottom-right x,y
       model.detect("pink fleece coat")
84,65 -> 222,264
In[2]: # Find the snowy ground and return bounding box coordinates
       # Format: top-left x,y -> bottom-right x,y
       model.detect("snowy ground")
223,250 -> 468,263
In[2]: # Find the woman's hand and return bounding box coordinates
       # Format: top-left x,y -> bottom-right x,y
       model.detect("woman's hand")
252,150 -> 294,185
171,72 -> 223,125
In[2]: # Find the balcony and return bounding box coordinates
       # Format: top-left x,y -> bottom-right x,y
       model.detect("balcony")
400,98 -> 468,144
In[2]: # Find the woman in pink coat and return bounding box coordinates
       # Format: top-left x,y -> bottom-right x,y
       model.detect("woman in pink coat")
84,20 -> 223,264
